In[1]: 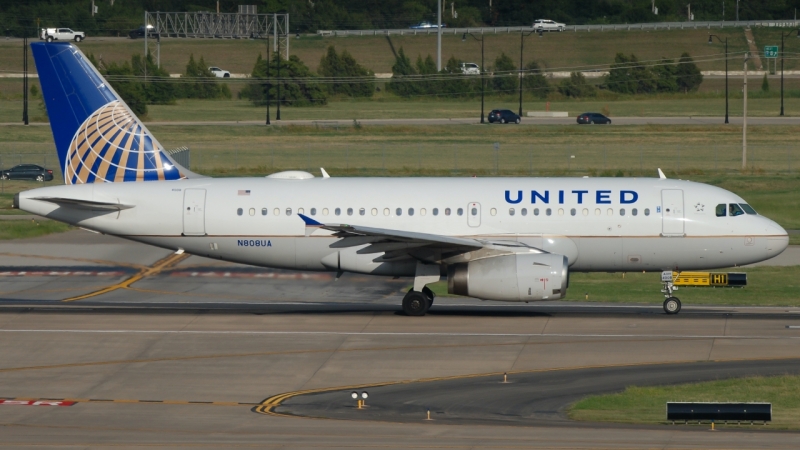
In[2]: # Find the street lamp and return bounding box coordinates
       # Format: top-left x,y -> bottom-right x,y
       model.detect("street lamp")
462,32 -> 485,123
265,35 -> 271,125
708,34 -> 729,124
780,29 -> 800,116
518,29 -> 543,117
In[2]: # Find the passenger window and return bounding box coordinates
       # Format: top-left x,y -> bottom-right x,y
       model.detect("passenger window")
347,208 -> 353,216
521,208 -> 527,216
490,208 -> 497,216
323,208 -> 329,216
620,208 -> 625,216
286,208 -> 292,216
371,208 -> 378,216
715,204 -> 727,217
396,208 -> 402,216
509,208 -> 515,216
335,208 -> 341,216
644,208 -> 650,216
607,208 -> 613,216
249,208 -> 256,216
632,208 -> 638,216
433,208 -> 439,216
472,207 -> 478,216
457,208 -> 464,216
534,208 -> 539,216
445,208 -> 451,216
557,208 -> 564,216
420,208 -> 427,216
383,208 -> 390,216
729,204 -> 745,217
408,208 -> 414,216
570,208 -> 576,216
273,208 -> 280,216
546,208 -> 551,216
310,208 -> 316,216
237,208 -> 243,216
595,208 -> 600,216
262,208 -> 268,216
298,208 -> 304,215
740,203 -> 757,215
359,208 -> 365,216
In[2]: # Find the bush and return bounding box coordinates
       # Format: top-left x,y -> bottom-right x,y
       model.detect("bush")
492,52 -> 517,94
318,46 -> 374,97
607,53 -> 656,94
131,51 -> 177,105
102,60 -> 148,115
761,73 -> 770,92
182,54 -> 232,100
522,61 -> 551,99
675,52 -> 703,93
387,47 -> 419,97
558,72 -> 596,98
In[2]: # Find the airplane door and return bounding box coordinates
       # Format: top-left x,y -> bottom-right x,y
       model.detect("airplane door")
183,189 -> 206,236
661,189 -> 684,236
468,202 -> 481,227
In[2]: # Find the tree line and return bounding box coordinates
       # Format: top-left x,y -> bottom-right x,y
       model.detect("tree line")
3,0 -> 797,37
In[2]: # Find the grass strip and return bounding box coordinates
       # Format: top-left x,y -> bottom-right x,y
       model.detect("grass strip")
569,375 -> 800,430
0,220 -> 72,240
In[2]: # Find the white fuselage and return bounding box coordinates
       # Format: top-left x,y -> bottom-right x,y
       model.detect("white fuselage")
17,177 -> 788,276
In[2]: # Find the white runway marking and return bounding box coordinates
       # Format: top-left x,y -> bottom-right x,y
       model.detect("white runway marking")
0,329 -> 797,340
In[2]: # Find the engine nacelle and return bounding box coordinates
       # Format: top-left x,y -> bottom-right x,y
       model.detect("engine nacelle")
447,253 -> 568,301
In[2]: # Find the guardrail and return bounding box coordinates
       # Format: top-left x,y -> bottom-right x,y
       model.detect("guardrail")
318,20 -> 800,37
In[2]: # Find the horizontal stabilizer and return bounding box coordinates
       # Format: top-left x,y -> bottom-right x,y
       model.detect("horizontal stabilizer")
33,197 -> 134,211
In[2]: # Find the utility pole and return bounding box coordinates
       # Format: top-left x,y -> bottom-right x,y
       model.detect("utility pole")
22,35 -> 28,125
743,53 -> 749,169
265,35 -> 271,125
144,11 -> 148,82
437,0 -> 442,71
736,0 -> 739,21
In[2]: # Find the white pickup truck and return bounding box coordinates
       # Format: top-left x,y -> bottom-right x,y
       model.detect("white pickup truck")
40,28 -> 86,42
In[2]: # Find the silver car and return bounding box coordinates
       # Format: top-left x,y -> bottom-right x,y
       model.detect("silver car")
533,19 -> 566,32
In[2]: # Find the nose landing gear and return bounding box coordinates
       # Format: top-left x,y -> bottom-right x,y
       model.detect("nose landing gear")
661,271 -> 681,314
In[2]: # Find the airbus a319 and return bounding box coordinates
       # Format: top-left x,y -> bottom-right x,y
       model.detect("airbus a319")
16,42 -> 789,315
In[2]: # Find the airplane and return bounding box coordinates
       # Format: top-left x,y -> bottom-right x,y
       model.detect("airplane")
16,42 -> 788,316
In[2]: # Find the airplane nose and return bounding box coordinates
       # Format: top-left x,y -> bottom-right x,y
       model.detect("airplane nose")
765,221 -> 789,258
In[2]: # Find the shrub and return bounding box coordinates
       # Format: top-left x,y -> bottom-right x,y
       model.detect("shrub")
318,46 -> 374,97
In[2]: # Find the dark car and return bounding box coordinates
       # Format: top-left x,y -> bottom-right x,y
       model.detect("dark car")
577,112 -> 611,124
488,109 -> 521,124
128,25 -> 157,39
1,164 -> 54,182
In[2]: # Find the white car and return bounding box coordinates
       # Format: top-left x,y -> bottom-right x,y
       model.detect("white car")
40,28 -> 85,42
460,63 -> 480,75
410,21 -> 445,29
533,19 -> 566,32
208,67 -> 230,78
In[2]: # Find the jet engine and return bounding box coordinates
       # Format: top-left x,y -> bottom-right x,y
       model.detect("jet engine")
447,253 -> 568,301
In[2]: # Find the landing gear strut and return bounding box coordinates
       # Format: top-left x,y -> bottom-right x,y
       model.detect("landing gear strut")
661,271 -> 681,314
402,287 -> 435,316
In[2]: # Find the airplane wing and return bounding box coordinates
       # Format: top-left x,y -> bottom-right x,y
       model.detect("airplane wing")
32,197 -> 135,211
298,214 -> 538,263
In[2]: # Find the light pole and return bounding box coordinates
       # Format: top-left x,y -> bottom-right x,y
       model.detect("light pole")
708,34 -> 729,123
462,32 -> 485,124
743,52 -> 749,169
518,29 -> 542,117
265,35 -> 271,125
780,29 -> 800,116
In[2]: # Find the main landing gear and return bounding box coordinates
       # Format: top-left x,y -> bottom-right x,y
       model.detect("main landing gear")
661,271 -> 681,315
402,286 -> 435,316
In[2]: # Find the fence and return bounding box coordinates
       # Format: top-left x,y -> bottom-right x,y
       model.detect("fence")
1,141 -> 794,184
318,20 -> 800,38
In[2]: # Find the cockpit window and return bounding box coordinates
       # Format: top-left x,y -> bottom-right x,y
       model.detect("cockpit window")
715,204 -> 726,217
729,203 -> 745,217
739,203 -> 757,215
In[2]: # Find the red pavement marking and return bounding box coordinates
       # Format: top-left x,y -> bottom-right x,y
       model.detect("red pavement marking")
0,399 -> 76,406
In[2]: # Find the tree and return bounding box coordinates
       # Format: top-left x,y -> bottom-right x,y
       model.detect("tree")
439,56 -> 478,97
318,46 -> 374,97
387,47 -> 419,98
651,58 -> 679,93
522,61 -> 551,99
103,60 -> 147,116
675,52 -> 703,93
131,51 -> 178,105
240,53 -> 327,106
607,53 -> 656,94
492,52 -> 517,94
558,72 -> 596,98
182,54 -> 232,100
761,73 -> 770,92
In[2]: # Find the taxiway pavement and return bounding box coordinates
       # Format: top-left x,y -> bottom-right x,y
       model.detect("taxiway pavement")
0,230 -> 798,448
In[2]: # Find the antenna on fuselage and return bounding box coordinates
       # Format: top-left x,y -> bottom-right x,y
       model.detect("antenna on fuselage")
657,168 -> 667,179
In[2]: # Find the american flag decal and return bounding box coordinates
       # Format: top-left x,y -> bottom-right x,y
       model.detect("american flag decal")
238,190 -> 251,196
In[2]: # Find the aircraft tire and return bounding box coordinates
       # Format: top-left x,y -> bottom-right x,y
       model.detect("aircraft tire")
663,297 -> 681,315
403,290 -> 430,316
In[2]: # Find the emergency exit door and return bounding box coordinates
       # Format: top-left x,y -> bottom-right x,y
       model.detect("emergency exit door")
661,189 -> 684,236
468,202 -> 481,227
183,189 -> 206,236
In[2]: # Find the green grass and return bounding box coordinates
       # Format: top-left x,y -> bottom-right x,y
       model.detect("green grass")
569,375 -> 800,430
0,220 -> 72,240
425,265 -> 800,307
